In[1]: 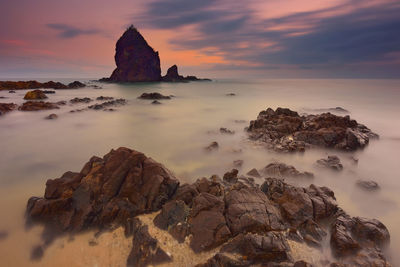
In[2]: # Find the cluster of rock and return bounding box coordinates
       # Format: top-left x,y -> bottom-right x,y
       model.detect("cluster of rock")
0,80 -> 85,90
0,103 -> 17,116
247,107 -> 379,152
26,147 -> 391,266
100,26 -> 209,83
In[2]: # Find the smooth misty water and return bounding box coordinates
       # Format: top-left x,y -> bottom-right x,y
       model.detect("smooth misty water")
0,79 -> 399,266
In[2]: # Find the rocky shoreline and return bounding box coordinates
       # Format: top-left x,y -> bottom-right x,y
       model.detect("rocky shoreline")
26,147 -> 392,267
0,80 -> 86,91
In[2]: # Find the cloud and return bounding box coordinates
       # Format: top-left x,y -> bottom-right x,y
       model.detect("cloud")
134,0 -> 400,76
47,23 -> 100,38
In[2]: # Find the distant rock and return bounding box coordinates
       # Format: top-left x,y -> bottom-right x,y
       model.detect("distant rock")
316,155 -> 343,171
0,103 -> 17,116
70,97 -> 92,104
233,159 -> 243,168
24,90 -> 48,100
138,92 -> 171,100
96,96 -> 114,101
67,81 -> 86,88
100,26 -> 210,83
356,180 -> 380,191
205,141 -> 219,152
151,100 -> 162,105
45,114 -> 58,120
226,93 -> 236,96
19,101 -> 59,111
42,90 -> 56,94
88,98 -> 127,110
220,127 -> 235,134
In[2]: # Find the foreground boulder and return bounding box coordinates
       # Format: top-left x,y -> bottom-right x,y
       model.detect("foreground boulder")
26,147 -> 179,231
248,107 -> 378,152
0,103 -> 17,115
24,90 -> 48,100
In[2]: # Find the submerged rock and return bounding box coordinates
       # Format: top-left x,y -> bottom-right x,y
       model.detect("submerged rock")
161,64 -> 209,82
248,107 -> 378,152
0,103 -> 17,115
88,98 -> 127,110
151,100 -> 162,105
24,90 -> 48,100
70,97 -> 92,104
96,96 -> 114,101
205,141 -> 219,152
26,147 -> 179,232
356,180 -> 380,191
261,162 -> 314,179
316,155 -> 343,171
45,114 -> 58,120
68,81 -> 86,88
19,101 -> 59,111
220,127 -> 235,134
138,92 -> 171,100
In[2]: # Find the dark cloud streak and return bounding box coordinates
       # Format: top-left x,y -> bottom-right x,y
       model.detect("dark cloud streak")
47,23 -> 100,38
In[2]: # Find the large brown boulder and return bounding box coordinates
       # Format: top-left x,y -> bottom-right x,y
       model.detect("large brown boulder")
24,89 -> 48,100
26,147 -> 179,231
107,25 -> 161,82
248,107 -> 378,152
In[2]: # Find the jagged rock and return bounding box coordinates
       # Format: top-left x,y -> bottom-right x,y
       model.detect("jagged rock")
220,127 -> 235,134
42,90 -> 56,94
106,26 -> 161,82
246,168 -> 261,178
26,147 -> 179,232
68,81 -> 86,88
316,155 -> 343,171
356,180 -> 380,191
0,103 -> 17,115
45,114 -> 58,120
224,184 -> 284,235
248,107 -> 378,152
221,232 -> 292,264
70,97 -> 92,104
195,253 -> 249,267
127,218 -> 172,267
24,90 -> 48,100
162,65 -> 183,82
205,141 -> 219,152
261,162 -> 314,179
19,101 -> 59,111
138,92 -> 171,100
153,200 -> 189,231
223,169 -> 239,183
189,192 -> 231,252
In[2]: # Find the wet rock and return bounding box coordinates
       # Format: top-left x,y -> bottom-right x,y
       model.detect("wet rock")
19,101 -> 59,111
24,89 -> 48,100
0,80 -> 69,90
220,127 -> 235,134
96,96 -> 114,101
9,90 -> 16,93
153,200 -> 189,231
45,113 -> 58,120
316,155 -> 343,171
70,97 -> 92,104
221,232 -> 292,264
352,217 -> 390,248
0,103 -> 17,115
138,92 -> 171,100
127,218 -> 172,267
152,100 -> 162,105
356,180 -> 380,191
56,101 -> 67,105
205,141 -> 219,152
246,168 -> 261,178
223,169 -> 239,183
67,81 -> 86,88
261,162 -> 314,179
162,65 -> 184,82
233,160 -> 244,168
248,107 -> 378,152
224,184 -> 284,235
226,93 -> 236,96
106,26 -> 161,82
42,90 -> 56,94
88,98 -> 127,110
298,219 -> 327,247
26,147 -> 179,232
189,192 -> 231,252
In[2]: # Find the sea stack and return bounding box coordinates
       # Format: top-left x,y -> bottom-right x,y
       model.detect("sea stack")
108,25 -> 161,82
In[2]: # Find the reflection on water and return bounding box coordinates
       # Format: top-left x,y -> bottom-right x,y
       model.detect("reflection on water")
1,78 -> 400,266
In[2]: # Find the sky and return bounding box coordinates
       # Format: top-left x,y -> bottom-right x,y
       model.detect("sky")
0,0 -> 399,78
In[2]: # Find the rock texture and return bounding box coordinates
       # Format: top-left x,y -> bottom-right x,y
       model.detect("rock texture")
0,103 -> 17,115
138,92 -> 171,100
316,155 -> 343,171
24,90 -> 48,100
18,101 -> 59,111
248,107 -> 378,152
26,147 -> 179,232
106,26 -> 161,82
0,80 -> 85,90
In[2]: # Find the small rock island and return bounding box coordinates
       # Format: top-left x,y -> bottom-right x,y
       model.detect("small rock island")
100,25 -> 210,83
